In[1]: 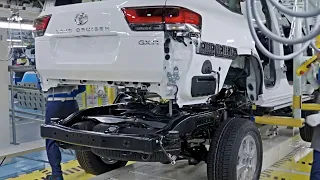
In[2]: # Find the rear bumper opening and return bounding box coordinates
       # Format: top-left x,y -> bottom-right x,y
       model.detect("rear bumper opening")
41,124 -> 160,154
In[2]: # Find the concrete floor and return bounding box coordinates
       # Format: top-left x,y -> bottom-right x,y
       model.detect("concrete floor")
0,150 -> 76,180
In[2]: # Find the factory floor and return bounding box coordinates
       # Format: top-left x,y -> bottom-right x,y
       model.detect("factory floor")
0,127 -> 314,180
1,150 -> 80,180
1,145 -> 313,180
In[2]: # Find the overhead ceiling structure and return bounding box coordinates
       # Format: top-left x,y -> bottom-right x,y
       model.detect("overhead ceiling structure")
278,0 -> 317,22
0,0 -> 42,30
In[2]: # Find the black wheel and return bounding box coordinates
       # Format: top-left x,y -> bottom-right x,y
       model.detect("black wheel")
299,124 -> 314,142
300,106 -> 315,142
299,91 -> 319,142
207,118 -> 262,180
72,121 -> 128,175
76,151 -> 127,175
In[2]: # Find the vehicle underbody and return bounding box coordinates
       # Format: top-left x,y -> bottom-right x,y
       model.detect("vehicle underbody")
41,86 -> 251,165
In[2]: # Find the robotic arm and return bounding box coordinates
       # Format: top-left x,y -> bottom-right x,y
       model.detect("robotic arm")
305,61 -> 320,90
304,35 -> 320,127
304,59 -> 320,127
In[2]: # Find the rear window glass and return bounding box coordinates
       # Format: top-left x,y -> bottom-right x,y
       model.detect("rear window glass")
55,0 -> 102,6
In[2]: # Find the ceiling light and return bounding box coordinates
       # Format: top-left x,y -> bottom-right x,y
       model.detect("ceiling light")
7,39 -> 22,42
12,45 -> 27,48
0,21 -> 34,30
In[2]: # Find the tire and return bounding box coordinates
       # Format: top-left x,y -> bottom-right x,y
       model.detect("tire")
76,151 -> 127,175
299,91 -> 319,142
300,109 -> 315,142
299,124 -> 314,142
72,121 -> 128,175
207,118 -> 262,180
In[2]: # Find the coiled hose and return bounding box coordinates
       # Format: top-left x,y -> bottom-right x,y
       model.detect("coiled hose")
245,0 -> 320,60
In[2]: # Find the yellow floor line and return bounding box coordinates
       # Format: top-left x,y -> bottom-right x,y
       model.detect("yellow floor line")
270,148 -> 313,173
260,146 -> 314,180
7,161 -> 135,180
260,169 -> 310,180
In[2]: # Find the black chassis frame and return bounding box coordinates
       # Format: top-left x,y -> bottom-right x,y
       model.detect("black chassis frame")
40,103 -> 223,156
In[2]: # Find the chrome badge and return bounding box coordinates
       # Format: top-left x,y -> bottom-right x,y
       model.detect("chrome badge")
75,13 -> 88,25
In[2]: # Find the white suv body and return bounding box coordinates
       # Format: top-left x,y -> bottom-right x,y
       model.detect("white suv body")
35,0 -> 299,107
36,1 -> 318,178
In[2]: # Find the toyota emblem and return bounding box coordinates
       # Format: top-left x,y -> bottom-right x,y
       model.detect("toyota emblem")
75,13 -> 88,25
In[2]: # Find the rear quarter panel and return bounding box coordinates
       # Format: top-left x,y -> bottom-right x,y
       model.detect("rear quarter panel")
167,0 -> 256,105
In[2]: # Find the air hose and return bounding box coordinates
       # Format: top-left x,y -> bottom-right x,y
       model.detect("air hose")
245,0 -> 320,60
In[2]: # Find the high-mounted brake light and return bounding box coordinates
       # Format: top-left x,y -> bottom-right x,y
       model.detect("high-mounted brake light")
33,15 -> 52,37
122,7 -> 202,31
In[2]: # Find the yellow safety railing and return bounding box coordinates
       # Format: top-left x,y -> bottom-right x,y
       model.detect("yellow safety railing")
254,116 -> 304,127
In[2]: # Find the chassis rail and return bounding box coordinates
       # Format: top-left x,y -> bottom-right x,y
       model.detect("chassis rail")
41,124 -> 160,154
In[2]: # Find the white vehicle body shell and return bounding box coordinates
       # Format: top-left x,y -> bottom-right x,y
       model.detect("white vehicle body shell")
35,0 -> 312,107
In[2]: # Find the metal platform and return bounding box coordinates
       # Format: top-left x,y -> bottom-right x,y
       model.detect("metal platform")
7,126 -> 312,180
90,127 -> 308,180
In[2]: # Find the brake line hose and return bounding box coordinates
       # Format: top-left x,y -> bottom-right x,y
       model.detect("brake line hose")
245,0 -> 320,60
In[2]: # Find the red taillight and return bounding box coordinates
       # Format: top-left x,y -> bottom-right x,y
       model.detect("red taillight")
165,8 -> 201,25
122,8 -> 163,24
122,7 -> 201,31
33,15 -> 51,37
